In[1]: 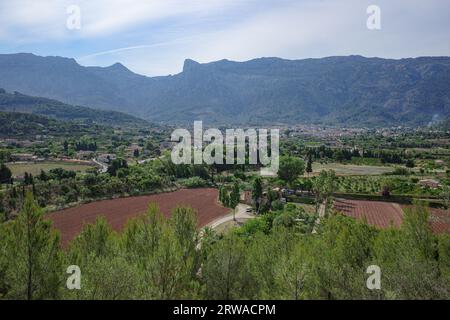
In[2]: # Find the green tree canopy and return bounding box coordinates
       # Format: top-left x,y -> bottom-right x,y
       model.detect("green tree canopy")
278,156 -> 305,187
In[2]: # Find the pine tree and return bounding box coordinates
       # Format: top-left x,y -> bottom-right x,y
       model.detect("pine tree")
2,193 -> 62,299
219,185 -> 230,207
252,177 -> 263,214
0,163 -> 12,184
229,182 -> 240,221
219,186 -> 224,203
39,170 -> 48,182
202,236 -> 252,299
306,154 -> 313,176
11,186 -> 17,199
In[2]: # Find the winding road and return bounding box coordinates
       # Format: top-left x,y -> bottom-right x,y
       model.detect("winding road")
207,203 -> 253,229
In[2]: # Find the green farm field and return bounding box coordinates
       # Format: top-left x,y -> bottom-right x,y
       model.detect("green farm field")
7,161 -> 94,177
311,162 -> 394,176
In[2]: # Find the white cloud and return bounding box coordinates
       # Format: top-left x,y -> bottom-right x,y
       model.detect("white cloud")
184,0 -> 450,64
0,0 -> 249,41
1,0 -> 449,75
0,1 -> 66,40
193,1 -> 354,62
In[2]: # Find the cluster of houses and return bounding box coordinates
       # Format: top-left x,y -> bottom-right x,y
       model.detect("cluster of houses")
418,179 -> 442,189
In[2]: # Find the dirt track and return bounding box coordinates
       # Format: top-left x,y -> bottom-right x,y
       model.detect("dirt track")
47,188 -> 229,247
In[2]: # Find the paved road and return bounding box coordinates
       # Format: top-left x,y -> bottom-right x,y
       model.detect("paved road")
137,157 -> 157,164
93,158 -> 108,173
207,203 -> 253,229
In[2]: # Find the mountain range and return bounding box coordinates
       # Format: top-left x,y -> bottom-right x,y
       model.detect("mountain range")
0,53 -> 449,127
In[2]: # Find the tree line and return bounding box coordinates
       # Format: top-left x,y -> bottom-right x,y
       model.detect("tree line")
0,193 -> 448,300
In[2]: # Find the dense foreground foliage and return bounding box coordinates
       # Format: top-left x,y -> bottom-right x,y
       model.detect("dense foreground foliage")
0,194 -> 448,300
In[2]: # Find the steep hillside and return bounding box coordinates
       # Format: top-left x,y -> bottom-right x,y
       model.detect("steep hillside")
0,88 -> 149,127
0,53 -> 449,126
0,111 -> 107,138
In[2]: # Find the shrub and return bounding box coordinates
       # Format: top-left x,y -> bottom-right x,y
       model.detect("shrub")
179,177 -> 208,188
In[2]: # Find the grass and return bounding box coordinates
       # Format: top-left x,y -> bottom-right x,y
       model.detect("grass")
214,218 -> 252,235
7,161 -> 94,177
334,175 -> 443,197
349,157 -> 383,166
293,203 -> 316,215
311,162 -> 394,176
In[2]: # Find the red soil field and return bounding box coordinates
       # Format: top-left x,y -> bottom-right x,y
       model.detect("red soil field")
401,205 -> 450,234
47,188 -> 229,247
334,199 -> 403,229
334,198 -> 449,234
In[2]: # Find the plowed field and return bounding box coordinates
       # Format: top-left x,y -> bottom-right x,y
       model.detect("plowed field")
334,198 -> 449,234
334,199 -> 403,228
47,188 -> 229,247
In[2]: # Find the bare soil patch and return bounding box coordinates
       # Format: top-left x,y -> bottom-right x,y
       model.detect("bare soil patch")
334,198 -> 449,234
47,188 -> 229,247
334,198 -> 403,229
401,205 -> 449,234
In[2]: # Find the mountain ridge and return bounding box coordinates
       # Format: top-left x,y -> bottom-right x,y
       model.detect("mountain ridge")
0,53 -> 449,127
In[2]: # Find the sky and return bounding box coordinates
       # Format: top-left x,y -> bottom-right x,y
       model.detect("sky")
0,0 -> 449,76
